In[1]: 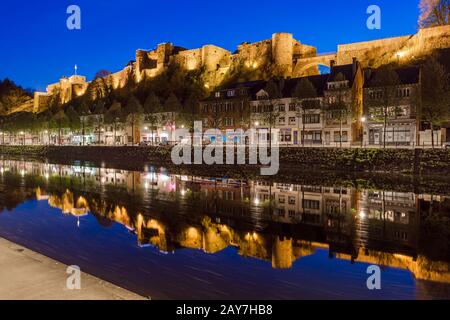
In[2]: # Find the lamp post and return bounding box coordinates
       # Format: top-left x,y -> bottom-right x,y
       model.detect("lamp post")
361,116 -> 367,148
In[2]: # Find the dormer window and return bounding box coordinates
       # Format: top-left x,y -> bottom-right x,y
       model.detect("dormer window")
215,92 -> 221,98
256,89 -> 269,100
227,90 -> 235,97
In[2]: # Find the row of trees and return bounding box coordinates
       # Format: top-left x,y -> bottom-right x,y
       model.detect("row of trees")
0,90 -> 203,145
0,63 -> 209,145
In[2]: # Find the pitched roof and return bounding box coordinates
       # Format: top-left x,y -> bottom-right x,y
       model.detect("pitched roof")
364,66 -> 420,88
327,63 -> 358,86
287,74 -> 329,97
202,80 -> 266,101
202,62 -> 360,101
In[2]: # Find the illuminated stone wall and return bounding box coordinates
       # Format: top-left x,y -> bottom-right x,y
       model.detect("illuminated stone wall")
31,26 -> 450,112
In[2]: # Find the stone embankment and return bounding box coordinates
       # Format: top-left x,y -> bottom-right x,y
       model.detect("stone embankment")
1,145 -> 450,175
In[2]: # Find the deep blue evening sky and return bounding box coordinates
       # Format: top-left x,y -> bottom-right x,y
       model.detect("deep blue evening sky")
0,0 -> 421,91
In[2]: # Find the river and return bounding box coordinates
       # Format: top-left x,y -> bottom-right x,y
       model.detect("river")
0,158 -> 449,299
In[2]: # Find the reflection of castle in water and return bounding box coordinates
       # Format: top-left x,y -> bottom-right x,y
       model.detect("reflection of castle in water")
1,159 -> 450,284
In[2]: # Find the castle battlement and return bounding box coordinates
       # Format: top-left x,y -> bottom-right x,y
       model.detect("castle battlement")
33,26 -> 450,113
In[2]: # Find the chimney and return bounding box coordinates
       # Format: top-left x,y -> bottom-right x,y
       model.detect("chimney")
364,68 -> 373,81
352,57 -> 358,76
330,60 -> 336,69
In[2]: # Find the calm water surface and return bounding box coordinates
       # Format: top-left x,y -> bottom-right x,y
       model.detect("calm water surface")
0,159 -> 449,299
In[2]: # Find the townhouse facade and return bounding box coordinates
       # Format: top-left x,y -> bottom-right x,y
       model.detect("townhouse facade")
198,81 -> 266,143
247,59 -> 364,147
362,66 -> 421,147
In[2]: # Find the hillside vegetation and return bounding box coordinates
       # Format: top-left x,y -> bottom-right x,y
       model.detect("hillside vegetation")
0,79 -> 33,115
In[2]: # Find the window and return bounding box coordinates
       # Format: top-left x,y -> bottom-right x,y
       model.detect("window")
289,104 -> 297,111
215,92 -> 221,98
397,88 -> 411,98
334,131 -> 348,142
289,117 -> 296,125
280,129 -> 292,142
279,196 -> 286,204
203,105 -> 208,113
327,81 -> 348,90
227,90 -> 235,97
369,90 -> 384,100
224,117 -> 234,126
303,199 -> 320,210
328,96 -> 337,104
279,117 -> 286,125
288,210 -> 296,218
278,209 -> 285,217
395,106 -> 409,118
289,197 -> 296,205
278,104 -> 285,112
302,131 -> 322,143
303,114 -> 320,124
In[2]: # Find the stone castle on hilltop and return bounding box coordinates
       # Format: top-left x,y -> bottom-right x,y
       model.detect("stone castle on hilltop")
33,25 -> 450,113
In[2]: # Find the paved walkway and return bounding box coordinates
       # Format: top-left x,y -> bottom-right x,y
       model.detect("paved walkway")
0,238 -> 145,300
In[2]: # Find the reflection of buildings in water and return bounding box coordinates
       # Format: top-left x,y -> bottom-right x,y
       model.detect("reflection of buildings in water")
45,189 -> 89,217
1,159 -> 449,283
357,190 -> 420,256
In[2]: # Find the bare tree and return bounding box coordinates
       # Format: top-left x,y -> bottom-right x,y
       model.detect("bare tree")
262,79 -> 282,149
293,78 -> 318,147
419,0 -> 450,28
420,55 -> 450,148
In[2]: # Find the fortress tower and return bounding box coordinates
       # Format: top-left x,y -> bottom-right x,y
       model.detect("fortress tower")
272,32 -> 294,77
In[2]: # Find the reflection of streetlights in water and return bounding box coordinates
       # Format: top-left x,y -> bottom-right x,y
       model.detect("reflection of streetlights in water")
360,116 -> 367,147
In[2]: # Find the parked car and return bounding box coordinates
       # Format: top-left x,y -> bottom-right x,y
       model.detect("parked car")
139,141 -> 149,147
443,142 -> 450,149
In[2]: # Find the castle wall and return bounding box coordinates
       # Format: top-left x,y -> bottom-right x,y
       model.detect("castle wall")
337,25 -> 450,67
109,67 -> 131,89
174,48 -> 203,71
237,39 -> 272,69
201,45 -> 231,71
